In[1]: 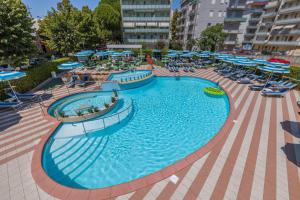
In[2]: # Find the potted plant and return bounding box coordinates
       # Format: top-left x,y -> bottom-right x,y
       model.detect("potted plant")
59,111 -> 68,118
111,96 -> 116,103
93,106 -> 99,112
104,103 -> 110,109
76,111 -> 83,116
113,89 -> 118,97
87,107 -> 94,113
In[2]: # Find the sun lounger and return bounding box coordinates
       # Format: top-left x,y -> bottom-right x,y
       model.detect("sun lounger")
281,82 -> 297,90
238,77 -> 251,84
78,75 -> 90,87
0,101 -> 23,109
261,88 -> 289,97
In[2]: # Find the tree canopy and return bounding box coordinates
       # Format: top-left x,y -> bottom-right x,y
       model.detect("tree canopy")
38,0 -> 121,55
0,0 -> 36,66
195,24 -> 228,51
170,10 -> 179,40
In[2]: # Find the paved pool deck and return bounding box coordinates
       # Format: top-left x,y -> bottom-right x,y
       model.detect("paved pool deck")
1,67 -> 300,200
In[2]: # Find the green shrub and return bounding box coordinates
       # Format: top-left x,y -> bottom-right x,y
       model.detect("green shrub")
0,57 -> 70,100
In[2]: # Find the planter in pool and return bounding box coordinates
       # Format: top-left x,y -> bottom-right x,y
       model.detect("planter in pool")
58,98 -> 119,123
203,87 -> 225,96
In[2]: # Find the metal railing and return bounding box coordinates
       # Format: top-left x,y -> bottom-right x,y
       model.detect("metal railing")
53,98 -> 134,139
117,71 -> 153,83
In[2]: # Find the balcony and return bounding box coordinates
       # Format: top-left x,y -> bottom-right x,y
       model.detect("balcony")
265,1 -> 279,9
223,29 -> 240,34
276,17 -> 300,25
267,40 -> 300,46
224,40 -> 236,45
122,4 -> 170,10
280,5 -> 300,14
126,38 -> 168,43
224,17 -> 247,22
247,25 -> 257,29
262,12 -> 277,18
255,31 -> 269,36
249,17 -> 261,22
124,28 -> 169,33
123,17 -> 170,22
252,40 -> 267,44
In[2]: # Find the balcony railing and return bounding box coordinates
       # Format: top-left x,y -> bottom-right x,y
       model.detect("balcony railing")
265,1 -> 279,9
223,29 -> 240,34
267,40 -> 300,46
255,31 -> 269,36
280,5 -> 300,14
224,40 -> 236,45
224,17 -> 247,22
252,40 -> 267,44
126,38 -> 169,43
123,17 -> 170,22
124,28 -> 169,33
276,17 -> 300,25
122,5 -> 170,10
262,12 -> 277,18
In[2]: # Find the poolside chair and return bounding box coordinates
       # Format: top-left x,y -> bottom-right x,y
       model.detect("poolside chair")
281,82 -> 298,90
238,77 -> 251,84
66,75 -> 79,87
261,88 -> 289,97
189,67 -> 195,73
0,101 -> 23,109
78,75 -> 90,87
4,88 -> 40,101
249,83 -> 272,91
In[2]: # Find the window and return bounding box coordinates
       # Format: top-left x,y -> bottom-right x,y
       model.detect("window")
211,0 -> 216,4
209,11 -> 214,17
207,23 -> 211,27
218,11 -> 222,17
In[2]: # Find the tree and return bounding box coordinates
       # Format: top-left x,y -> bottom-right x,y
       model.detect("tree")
195,24 -> 228,51
169,40 -> 183,50
94,1 -> 121,43
77,6 -> 100,49
170,10 -> 179,40
38,0 -> 81,55
0,0 -> 36,66
155,40 -> 166,50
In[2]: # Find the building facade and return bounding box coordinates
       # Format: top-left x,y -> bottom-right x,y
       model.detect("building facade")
242,0 -> 269,50
223,0 -> 249,51
177,0 -> 228,48
120,0 -> 171,46
253,0 -> 300,54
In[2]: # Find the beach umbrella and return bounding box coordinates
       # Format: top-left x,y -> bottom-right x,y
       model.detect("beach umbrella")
0,71 -> 26,101
233,60 -> 257,67
58,62 -> 83,70
167,53 -> 177,58
74,50 -> 94,57
258,66 -> 290,74
197,53 -> 210,58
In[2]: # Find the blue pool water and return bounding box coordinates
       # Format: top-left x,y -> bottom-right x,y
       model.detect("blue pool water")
43,77 -> 230,189
108,70 -> 151,81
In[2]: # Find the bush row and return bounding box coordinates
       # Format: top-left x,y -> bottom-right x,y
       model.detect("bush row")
0,57 -> 70,100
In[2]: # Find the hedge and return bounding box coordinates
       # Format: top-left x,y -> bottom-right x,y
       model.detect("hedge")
0,57 -> 70,100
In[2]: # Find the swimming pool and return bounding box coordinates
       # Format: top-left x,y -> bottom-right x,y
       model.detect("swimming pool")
108,70 -> 151,82
42,76 -> 230,189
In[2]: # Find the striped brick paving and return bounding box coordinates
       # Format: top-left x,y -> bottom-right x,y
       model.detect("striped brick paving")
0,67 -> 300,199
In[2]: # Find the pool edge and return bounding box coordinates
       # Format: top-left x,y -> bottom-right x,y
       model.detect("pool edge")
31,72 -> 236,200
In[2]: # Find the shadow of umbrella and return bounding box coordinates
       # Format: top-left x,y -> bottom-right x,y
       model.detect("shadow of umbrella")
0,108 -> 22,132
280,120 -> 300,138
281,143 -> 300,167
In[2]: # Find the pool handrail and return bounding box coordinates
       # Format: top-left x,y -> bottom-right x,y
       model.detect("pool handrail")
53,98 -> 134,139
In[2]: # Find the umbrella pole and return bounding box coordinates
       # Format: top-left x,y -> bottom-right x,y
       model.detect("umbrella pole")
263,72 -> 273,90
7,81 -> 19,101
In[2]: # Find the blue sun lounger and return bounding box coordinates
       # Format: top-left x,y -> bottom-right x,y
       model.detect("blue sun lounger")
0,101 -> 22,109
261,88 -> 289,97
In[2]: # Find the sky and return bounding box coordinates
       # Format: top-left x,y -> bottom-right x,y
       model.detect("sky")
22,0 -> 181,18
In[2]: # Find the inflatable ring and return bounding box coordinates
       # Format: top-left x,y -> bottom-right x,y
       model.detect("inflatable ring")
203,87 -> 225,96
